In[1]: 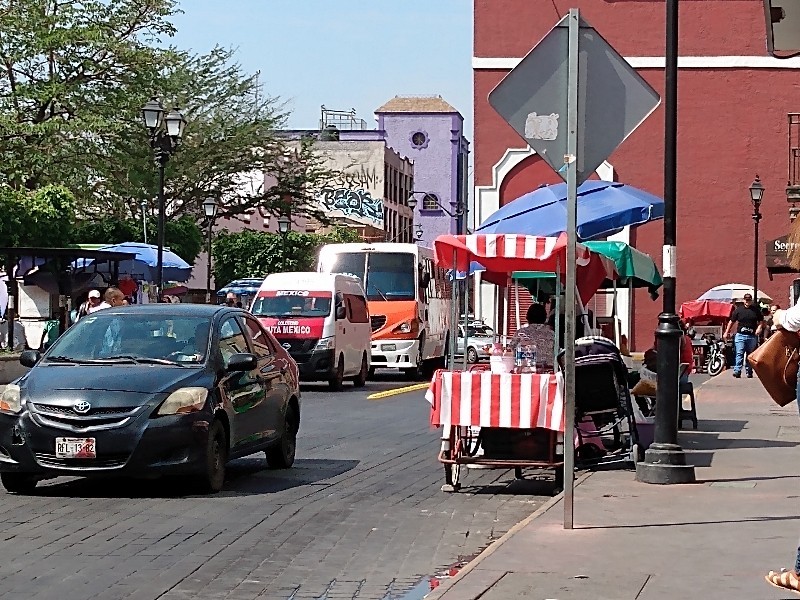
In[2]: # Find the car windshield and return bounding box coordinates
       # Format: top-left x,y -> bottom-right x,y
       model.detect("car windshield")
45,313 -> 212,364
251,294 -> 332,318
466,326 -> 494,338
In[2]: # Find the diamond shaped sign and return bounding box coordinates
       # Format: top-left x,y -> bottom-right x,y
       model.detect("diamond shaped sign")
488,14 -> 660,185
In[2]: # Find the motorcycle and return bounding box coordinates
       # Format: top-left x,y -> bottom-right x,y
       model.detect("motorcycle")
703,333 -> 726,376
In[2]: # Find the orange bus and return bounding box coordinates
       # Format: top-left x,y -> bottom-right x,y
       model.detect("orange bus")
317,243 -> 450,379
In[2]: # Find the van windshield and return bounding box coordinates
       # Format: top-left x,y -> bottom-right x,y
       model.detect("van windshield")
251,294 -> 332,318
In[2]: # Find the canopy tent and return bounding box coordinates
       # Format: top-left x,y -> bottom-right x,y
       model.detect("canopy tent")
698,283 -> 772,305
433,233 -> 616,305
476,180 -> 665,241
73,242 -> 192,283
679,300 -> 733,322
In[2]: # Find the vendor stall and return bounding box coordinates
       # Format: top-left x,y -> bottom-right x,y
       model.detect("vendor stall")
427,233 -> 633,493
679,300 -> 733,373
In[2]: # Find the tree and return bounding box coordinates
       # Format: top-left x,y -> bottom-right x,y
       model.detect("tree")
0,1 -> 341,228
211,227 -> 361,287
0,184 -> 75,248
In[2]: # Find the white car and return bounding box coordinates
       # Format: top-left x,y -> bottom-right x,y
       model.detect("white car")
455,323 -> 495,363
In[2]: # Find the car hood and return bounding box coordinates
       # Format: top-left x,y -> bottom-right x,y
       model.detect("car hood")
21,363 -> 208,406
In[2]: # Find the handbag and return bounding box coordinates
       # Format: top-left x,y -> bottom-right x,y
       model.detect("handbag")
747,329 -> 800,407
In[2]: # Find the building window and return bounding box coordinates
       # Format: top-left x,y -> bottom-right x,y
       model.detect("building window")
410,131 -> 429,150
422,193 -> 440,211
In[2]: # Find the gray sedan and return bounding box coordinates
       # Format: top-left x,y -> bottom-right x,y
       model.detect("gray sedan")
455,324 -> 495,363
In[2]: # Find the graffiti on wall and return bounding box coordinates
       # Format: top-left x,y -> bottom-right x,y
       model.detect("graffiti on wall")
318,187 -> 383,228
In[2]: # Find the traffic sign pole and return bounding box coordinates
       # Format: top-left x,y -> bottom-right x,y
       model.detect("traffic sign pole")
563,7 -> 580,531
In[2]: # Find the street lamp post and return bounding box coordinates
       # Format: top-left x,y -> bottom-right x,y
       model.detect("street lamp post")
750,176 -> 765,302
203,197 -> 218,304
140,199 -> 148,244
635,0 -> 696,485
277,215 -> 291,272
141,97 -> 187,300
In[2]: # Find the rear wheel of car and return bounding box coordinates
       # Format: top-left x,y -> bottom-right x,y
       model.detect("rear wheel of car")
266,404 -> 298,469
352,353 -> 368,388
197,420 -> 227,494
466,347 -> 479,364
329,355 -> 345,391
0,473 -> 38,495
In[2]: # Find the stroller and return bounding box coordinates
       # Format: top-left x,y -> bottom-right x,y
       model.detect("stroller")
572,336 -> 641,468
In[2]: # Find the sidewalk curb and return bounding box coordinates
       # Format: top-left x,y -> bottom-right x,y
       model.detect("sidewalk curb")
367,383 -> 429,400
427,471 -> 593,598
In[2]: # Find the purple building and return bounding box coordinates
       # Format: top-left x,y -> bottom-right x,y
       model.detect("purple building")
376,96 -> 470,248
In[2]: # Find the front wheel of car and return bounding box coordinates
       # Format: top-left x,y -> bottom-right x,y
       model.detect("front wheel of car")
352,353 -> 368,388
466,347 -> 479,364
266,405 -> 298,469
197,420 -> 227,494
1,472 -> 38,495
329,355 -> 345,391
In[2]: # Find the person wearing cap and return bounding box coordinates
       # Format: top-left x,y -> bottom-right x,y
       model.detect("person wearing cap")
76,290 -> 102,320
723,292 -> 764,378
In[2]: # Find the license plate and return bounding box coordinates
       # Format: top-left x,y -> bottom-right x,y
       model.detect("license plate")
55,437 -> 96,459
381,344 -> 396,351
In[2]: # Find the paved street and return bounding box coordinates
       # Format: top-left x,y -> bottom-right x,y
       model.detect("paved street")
0,373 -> 553,600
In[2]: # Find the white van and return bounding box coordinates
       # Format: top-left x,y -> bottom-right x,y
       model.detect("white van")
250,272 -> 371,390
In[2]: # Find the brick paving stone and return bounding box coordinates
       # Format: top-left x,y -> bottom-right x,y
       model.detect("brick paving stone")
0,385 -> 550,599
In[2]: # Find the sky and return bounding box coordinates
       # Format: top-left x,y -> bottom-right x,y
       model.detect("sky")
169,0 -> 474,138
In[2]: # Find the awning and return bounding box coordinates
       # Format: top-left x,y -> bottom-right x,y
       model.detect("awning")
766,234 -> 800,276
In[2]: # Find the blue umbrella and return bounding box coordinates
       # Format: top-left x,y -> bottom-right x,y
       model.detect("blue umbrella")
476,180 -> 664,241
74,242 -> 192,282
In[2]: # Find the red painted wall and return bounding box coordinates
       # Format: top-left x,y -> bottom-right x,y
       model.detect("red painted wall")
474,0 -> 799,348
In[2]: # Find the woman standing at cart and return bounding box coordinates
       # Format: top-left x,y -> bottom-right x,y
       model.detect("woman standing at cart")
512,303 -> 555,371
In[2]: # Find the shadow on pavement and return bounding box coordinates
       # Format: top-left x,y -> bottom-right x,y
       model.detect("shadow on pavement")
32,458 -> 360,499
695,419 -> 748,432
579,514 -> 800,530
466,473 -> 560,496
681,431 -> 800,451
299,369 -> 419,395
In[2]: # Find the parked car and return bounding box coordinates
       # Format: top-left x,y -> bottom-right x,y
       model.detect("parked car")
250,272 -> 371,390
456,322 -> 495,363
0,304 -> 300,494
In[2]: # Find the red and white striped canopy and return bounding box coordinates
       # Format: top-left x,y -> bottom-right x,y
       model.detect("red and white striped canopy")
433,232 -> 616,304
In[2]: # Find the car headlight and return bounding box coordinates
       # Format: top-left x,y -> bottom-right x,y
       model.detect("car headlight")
0,384 -> 21,414
314,337 -> 335,351
156,387 -> 209,416
394,321 -> 419,334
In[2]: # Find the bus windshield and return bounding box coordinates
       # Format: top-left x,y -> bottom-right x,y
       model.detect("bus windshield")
324,252 -> 416,301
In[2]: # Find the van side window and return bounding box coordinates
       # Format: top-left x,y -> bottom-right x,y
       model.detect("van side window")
345,294 -> 369,323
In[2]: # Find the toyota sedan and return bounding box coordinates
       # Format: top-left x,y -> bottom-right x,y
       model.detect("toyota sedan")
0,304 -> 300,494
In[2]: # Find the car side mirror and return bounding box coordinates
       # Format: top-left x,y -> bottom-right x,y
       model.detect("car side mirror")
20,350 -> 41,368
226,352 -> 257,372
336,305 -> 346,320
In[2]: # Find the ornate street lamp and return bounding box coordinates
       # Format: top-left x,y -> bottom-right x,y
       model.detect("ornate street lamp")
141,97 -> 187,299
277,215 -> 291,271
203,197 -> 218,304
750,175 -> 765,302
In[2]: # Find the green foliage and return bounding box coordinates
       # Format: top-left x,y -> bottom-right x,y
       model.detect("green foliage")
0,0 -> 341,227
70,215 -> 203,263
0,184 -> 75,248
211,227 -> 361,286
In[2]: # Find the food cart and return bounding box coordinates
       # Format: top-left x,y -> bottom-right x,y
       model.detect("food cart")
426,233 -> 617,493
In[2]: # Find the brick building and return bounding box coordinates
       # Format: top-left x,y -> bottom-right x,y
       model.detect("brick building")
473,0 -> 800,348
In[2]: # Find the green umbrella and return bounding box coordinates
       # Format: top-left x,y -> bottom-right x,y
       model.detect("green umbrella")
584,241 -> 662,291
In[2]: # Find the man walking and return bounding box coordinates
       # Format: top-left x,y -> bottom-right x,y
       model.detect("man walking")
724,293 -> 763,378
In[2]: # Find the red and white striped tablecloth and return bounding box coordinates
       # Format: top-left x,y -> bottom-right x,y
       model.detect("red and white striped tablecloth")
425,370 -> 564,432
